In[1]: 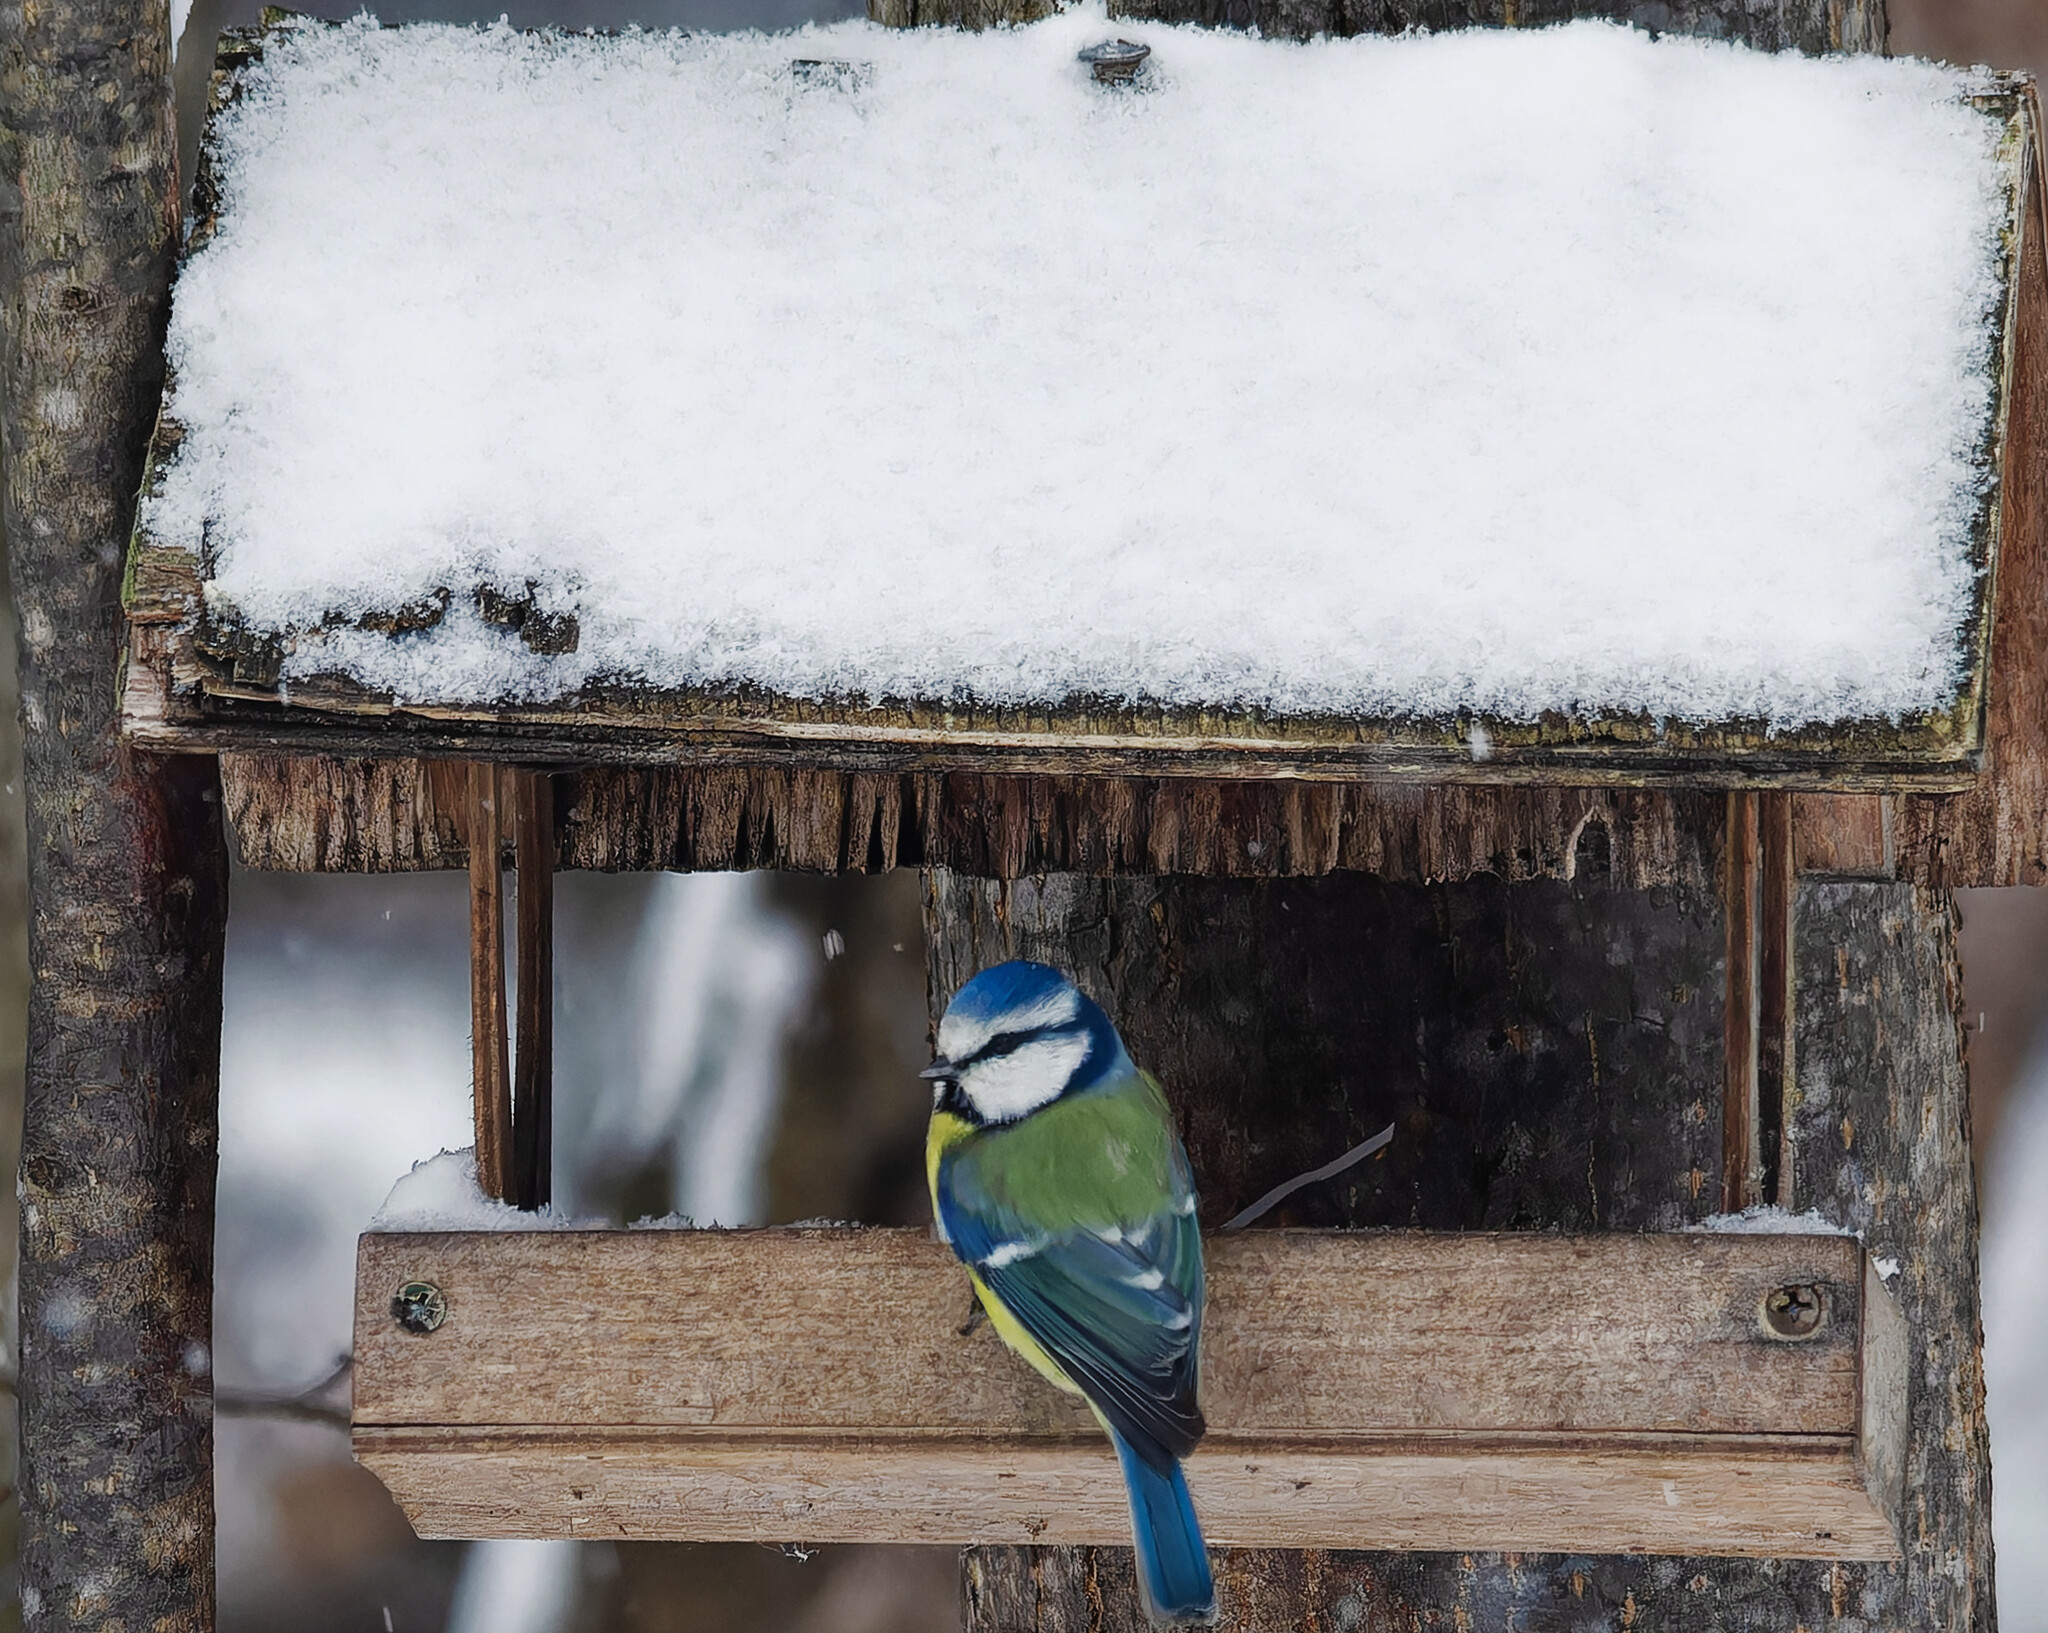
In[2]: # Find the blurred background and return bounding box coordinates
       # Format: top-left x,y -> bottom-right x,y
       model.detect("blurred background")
0,0 -> 2045,1627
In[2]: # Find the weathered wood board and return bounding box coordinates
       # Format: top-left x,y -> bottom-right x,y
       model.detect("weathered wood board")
115,34 -> 2039,795
208,752 -> 2029,889
352,1228 -> 1904,1557
220,754 -> 1725,886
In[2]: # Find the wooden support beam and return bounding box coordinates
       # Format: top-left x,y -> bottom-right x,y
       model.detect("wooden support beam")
1723,790 -> 1762,1212
466,762 -> 512,1201
1757,791 -> 1796,1204
352,1228 -> 1904,1558
511,769 -> 554,1211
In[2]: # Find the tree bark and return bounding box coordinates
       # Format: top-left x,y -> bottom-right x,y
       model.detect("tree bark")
0,0 -> 228,1626
929,870 -> 1990,1632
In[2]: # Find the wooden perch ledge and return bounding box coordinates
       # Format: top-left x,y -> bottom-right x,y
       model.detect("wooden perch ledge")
354,1227 -> 1904,1559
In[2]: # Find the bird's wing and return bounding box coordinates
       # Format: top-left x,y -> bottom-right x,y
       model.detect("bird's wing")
940,1175 -> 1205,1469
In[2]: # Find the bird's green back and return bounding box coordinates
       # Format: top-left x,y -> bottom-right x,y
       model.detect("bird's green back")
940,1070 -> 1185,1235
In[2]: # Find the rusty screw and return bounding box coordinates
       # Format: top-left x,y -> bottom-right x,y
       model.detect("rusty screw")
1763,1283 -> 1826,1339
392,1280 -> 448,1335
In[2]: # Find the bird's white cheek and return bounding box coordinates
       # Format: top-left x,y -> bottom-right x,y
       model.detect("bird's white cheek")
962,1034 -> 1089,1122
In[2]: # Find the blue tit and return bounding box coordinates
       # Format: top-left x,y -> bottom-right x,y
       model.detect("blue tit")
924,960 -> 1215,1626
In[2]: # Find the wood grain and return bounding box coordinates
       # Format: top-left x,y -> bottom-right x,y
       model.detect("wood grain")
511,769 -> 553,1212
465,763 -> 512,1200
220,755 -> 1724,888
1900,97 -> 2048,887
1757,792 -> 1796,1204
354,1229 -> 1867,1436
355,1430 -> 1898,1557
1790,793 -> 1894,879
352,1228 -> 1901,1557
1723,792 -> 1761,1212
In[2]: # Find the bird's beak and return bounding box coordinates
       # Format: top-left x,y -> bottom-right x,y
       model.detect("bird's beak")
919,1059 -> 956,1081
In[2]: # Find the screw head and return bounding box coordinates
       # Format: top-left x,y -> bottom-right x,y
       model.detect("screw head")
1078,39 -> 1151,84
392,1280 -> 448,1335
1763,1282 -> 1826,1339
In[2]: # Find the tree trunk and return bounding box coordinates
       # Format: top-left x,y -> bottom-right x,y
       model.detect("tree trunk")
927,868 -> 1991,1632
0,0 -> 229,1625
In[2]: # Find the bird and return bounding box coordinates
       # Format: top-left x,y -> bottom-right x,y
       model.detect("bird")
923,960 -> 1215,1626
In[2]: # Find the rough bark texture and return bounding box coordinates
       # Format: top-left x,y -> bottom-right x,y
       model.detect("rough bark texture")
0,0 -> 228,1625
220,753 -> 1724,888
926,868 -> 1727,1236
930,873 -> 1990,1632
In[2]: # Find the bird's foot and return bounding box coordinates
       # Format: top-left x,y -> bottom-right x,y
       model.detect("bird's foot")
957,1297 -> 987,1338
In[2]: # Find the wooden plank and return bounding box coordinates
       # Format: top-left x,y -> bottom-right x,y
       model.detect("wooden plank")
1757,792 -> 1795,1204
351,1228 -> 1899,1556
1722,791 -> 1761,1212
465,763 -> 512,1201
1790,792 -> 1894,878
511,770 -> 553,1212
354,1229 -> 1865,1434
218,754 -> 1725,888
117,682 -> 2001,791
355,1431 -> 1897,1557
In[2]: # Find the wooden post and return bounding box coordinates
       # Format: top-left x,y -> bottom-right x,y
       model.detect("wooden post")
512,769 -> 553,1211
1723,790 -> 1798,1212
467,762 -> 513,1201
1724,789 -> 1763,1211
928,864 -> 1990,1631
1758,790 -> 1797,1204
0,0 -> 226,1625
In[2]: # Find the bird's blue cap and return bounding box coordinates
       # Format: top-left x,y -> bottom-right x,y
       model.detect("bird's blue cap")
927,960 -> 1134,1099
944,959 -> 1084,1028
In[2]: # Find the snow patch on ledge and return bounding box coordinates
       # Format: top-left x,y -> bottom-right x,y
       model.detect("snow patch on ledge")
149,12 -> 2013,728
1688,1204 -> 1858,1237
371,1148 -> 706,1231
371,1150 -> 598,1231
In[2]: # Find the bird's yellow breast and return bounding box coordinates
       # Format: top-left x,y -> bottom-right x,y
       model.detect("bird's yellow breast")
927,1109 -> 1085,1402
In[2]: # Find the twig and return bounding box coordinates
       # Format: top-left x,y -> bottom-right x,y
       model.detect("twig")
1219,1123 -> 1396,1230
215,1356 -> 353,1431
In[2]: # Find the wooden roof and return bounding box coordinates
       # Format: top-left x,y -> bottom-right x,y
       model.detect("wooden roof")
122,30 -> 2047,793
117,30 -> 2048,886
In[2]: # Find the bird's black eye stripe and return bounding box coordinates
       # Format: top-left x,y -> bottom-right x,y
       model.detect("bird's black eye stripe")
962,1024 -> 1060,1066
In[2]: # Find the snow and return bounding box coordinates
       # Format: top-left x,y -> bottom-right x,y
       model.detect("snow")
372,1148 -> 599,1230
148,12 -> 2013,729
1688,1205 -> 1855,1236
372,1144 -> 772,1228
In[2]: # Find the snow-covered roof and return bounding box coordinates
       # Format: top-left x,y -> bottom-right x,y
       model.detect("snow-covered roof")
132,12 -> 2031,776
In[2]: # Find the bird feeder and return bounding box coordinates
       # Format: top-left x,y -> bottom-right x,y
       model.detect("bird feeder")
116,5 -> 2034,1612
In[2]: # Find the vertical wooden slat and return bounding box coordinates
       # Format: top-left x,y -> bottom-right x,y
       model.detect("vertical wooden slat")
1756,792 -> 1795,1205
468,761 -> 513,1200
512,769 -> 555,1212
1722,790 -> 1761,1212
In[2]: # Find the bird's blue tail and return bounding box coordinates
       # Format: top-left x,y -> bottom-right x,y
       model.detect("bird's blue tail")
1112,1434 -> 1216,1625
